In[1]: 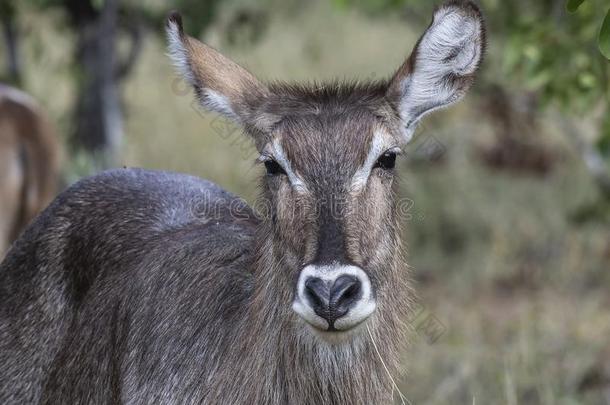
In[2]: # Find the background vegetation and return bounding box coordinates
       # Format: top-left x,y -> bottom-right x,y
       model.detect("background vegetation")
2,0 -> 610,403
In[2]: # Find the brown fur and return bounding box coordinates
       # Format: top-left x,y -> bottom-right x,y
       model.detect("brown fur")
0,84 -> 59,258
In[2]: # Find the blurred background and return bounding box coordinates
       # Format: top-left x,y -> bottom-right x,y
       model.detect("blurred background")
1,0 -> 610,403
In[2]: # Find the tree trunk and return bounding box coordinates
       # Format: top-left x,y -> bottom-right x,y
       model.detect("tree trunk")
70,0 -> 122,169
0,0 -> 21,85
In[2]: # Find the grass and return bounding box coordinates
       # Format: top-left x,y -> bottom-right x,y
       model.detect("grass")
7,1 -> 610,403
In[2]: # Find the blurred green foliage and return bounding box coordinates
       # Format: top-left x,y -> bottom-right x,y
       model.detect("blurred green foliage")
169,0 -> 221,37
0,0 -> 16,17
598,7 -> 610,59
567,0 -> 586,13
567,0 -> 609,60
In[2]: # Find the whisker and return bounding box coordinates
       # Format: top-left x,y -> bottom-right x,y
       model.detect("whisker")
366,324 -> 410,405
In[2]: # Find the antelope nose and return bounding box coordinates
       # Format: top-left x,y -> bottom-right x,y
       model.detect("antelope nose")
304,275 -> 362,329
293,265 -> 376,333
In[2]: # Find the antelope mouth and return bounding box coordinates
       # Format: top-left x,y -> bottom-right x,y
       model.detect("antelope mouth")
292,264 -> 377,336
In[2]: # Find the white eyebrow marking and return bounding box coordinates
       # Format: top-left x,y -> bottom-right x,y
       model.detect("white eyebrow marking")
350,130 -> 396,193
267,139 -> 308,194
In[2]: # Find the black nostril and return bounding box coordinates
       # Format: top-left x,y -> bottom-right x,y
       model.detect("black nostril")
304,277 -> 331,316
330,275 -> 362,318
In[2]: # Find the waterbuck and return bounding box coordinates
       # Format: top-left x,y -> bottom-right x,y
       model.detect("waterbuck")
0,84 -> 59,259
0,1 -> 485,403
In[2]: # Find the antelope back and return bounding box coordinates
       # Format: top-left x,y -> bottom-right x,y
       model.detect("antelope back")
0,84 -> 59,257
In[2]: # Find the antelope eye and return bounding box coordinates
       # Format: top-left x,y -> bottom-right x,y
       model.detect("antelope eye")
264,159 -> 286,176
374,151 -> 397,170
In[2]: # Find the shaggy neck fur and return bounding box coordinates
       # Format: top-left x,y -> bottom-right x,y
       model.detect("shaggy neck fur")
204,217 -> 412,405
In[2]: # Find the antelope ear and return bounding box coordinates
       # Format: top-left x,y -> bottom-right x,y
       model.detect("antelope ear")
388,1 -> 485,142
165,12 -> 268,124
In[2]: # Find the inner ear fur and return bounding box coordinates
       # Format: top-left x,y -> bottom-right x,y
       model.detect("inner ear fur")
166,12 -> 269,123
387,0 -> 486,139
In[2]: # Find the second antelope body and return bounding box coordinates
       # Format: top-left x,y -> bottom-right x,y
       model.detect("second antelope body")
0,1 -> 485,404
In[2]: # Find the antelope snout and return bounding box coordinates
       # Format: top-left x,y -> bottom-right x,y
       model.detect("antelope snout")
304,275 -> 361,325
293,265 -> 376,333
